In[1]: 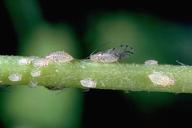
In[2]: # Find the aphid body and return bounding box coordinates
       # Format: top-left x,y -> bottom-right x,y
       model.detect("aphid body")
45,51 -> 73,63
90,44 -> 134,63
90,52 -> 118,63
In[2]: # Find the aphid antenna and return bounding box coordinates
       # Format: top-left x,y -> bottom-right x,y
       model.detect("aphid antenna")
85,49 -> 98,60
176,60 -> 187,66
82,47 -> 97,59
90,49 -> 99,56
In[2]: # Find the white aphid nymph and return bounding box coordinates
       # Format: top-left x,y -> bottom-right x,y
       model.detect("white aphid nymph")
90,44 -> 134,63
45,51 -> 73,63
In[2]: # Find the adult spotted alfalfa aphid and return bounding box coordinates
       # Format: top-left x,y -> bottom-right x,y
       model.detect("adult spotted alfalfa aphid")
90,44 -> 134,63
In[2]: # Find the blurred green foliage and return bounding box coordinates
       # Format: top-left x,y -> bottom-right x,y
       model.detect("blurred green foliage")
2,0 -> 83,127
20,23 -> 81,57
3,87 -> 82,128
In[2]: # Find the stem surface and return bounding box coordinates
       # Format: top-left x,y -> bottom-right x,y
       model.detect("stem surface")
0,55 -> 191,93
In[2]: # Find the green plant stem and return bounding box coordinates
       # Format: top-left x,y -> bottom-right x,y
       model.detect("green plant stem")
0,55 -> 192,93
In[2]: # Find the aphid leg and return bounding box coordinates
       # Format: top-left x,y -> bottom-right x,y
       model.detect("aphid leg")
119,50 -> 133,60
121,44 -> 133,52
120,44 -> 123,47
115,61 -> 121,66
124,50 -> 134,54
45,86 -> 65,90
112,48 -> 116,51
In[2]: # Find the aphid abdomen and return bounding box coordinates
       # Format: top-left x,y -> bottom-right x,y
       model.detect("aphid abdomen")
90,53 -> 118,63
101,53 -> 118,63
45,51 -> 73,63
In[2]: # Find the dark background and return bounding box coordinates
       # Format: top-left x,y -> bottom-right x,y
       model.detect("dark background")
2,1 -> 192,55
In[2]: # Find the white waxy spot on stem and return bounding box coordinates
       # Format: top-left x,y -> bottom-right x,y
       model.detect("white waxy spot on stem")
80,78 -> 97,88
18,58 -> 31,65
8,73 -> 22,82
148,71 -> 175,87
145,60 -> 158,65
31,70 -> 41,77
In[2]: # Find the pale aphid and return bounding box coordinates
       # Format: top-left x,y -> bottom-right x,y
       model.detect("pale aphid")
90,44 -> 134,63
45,51 -> 73,63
